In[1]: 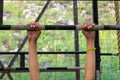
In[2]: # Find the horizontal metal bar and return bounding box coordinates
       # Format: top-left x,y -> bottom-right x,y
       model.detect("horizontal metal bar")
0,67 -> 84,72
0,52 -> 85,54
100,53 -> 118,56
0,52 -> 118,56
0,25 -> 120,30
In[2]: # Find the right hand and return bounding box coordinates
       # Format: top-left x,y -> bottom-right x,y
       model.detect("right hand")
82,22 -> 95,41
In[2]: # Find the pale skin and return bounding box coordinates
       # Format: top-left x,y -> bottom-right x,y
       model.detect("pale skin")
82,22 -> 96,80
27,22 -> 95,80
27,22 -> 41,80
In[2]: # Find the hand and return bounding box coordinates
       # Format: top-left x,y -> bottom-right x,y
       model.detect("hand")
27,22 -> 41,42
82,22 -> 95,41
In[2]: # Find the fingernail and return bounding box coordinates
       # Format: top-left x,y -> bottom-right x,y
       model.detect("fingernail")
30,25 -> 33,27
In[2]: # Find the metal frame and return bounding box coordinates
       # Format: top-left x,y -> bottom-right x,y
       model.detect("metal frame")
73,1 -> 80,80
0,52 -> 118,56
1,25 -> 120,30
0,0 -> 118,80
92,1 -> 101,80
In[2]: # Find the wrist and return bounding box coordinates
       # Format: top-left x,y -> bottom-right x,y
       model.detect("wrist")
87,40 -> 95,48
87,40 -> 94,44
28,40 -> 37,44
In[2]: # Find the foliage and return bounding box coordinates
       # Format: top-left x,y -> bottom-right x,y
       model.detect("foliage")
1,1 -> 120,80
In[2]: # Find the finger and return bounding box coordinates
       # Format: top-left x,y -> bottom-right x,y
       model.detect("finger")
93,23 -> 95,26
83,22 -> 94,29
31,22 -> 37,28
32,22 -> 40,29
33,25 -> 36,28
82,24 -> 87,29
89,25 -> 92,28
29,24 -> 35,28
92,23 -> 95,28
35,22 -> 39,25
28,22 -> 33,26
87,22 -> 92,26
28,22 -> 34,27
35,23 -> 40,30
35,22 -> 39,27
88,22 -> 94,29
87,26 -> 90,29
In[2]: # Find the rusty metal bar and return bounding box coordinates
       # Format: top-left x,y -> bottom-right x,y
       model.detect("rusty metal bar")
0,52 -> 118,56
0,67 -> 84,72
1,25 -> 120,30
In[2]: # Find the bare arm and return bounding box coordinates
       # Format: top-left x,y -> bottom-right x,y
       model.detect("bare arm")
28,40 -> 40,80
85,40 -> 95,80
27,22 -> 41,80
82,22 -> 96,80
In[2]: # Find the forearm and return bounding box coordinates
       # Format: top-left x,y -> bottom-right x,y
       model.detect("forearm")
85,40 -> 95,80
28,41 -> 40,80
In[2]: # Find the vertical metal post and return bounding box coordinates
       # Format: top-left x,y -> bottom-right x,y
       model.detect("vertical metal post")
0,0 -> 3,24
20,54 -> 25,68
92,1 -> 101,80
73,1 -> 80,80
0,0 -> 4,69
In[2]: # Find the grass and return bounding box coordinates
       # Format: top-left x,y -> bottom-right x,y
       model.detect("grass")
1,1 -> 120,80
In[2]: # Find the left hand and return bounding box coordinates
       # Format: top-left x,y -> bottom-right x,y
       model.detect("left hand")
27,22 -> 41,42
